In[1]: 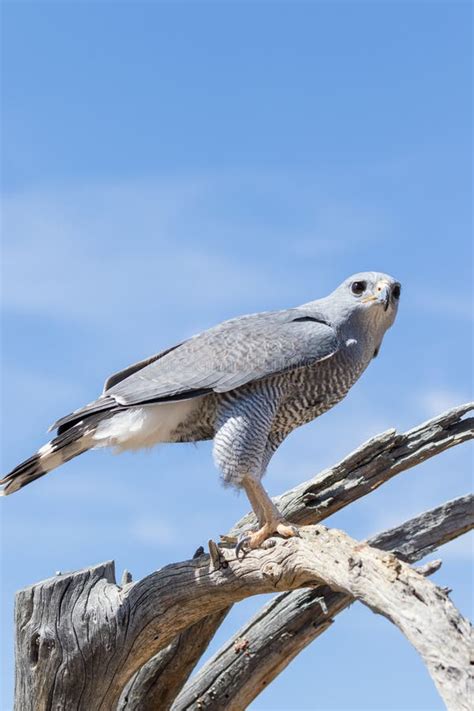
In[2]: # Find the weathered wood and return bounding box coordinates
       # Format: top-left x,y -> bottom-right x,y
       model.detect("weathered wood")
117,545 -> 230,711
14,515 -> 472,710
14,561 -> 120,711
12,405 -> 473,711
124,402 -> 474,707
117,609 -> 229,711
230,402 -> 474,535
174,495 -> 473,711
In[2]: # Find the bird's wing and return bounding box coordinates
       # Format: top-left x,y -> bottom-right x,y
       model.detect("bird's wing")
48,342 -> 185,433
50,310 -> 337,433
102,342 -> 184,392
105,309 -> 338,406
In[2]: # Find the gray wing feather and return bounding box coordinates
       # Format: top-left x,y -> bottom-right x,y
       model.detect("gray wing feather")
102,342 -> 184,392
49,343 -> 184,433
106,309 -> 338,406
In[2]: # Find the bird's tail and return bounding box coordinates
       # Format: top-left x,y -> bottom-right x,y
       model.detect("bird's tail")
1,415 -> 106,496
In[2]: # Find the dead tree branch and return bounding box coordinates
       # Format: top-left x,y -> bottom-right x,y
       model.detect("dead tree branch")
120,403 -> 474,708
231,402 -> 474,535
13,405 -> 473,711
174,495 -> 473,711
117,548 -> 230,711
118,609 -> 229,711
15,515 -> 472,710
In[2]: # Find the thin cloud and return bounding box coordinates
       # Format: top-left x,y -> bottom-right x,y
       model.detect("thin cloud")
129,517 -> 177,547
411,287 -> 473,323
1,184 -> 276,325
1,177 -> 389,331
416,388 -> 472,419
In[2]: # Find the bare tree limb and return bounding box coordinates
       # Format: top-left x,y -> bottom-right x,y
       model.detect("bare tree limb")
230,402 -> 474,535
414,559 -> 442,576
122,403 -> 473,707
15,512 -> 472,710
13,405 -> 473,711
174,495 -> 473,711
117,547 -> 230,711
117,609 -> 229,711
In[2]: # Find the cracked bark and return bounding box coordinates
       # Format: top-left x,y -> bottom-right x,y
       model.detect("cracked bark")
119,402 -> 474,709
14,512 -> 473,710
173,495 -> 473,711
231,401 -> 474,535
117,549 -> 230,711
12,404 -> 473,711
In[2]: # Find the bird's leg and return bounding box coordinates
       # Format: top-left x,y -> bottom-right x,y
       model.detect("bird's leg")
236,476 -> 300,554
241,477 -> 266,523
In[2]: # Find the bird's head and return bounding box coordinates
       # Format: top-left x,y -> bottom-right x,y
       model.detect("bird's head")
325,271 -> 401,344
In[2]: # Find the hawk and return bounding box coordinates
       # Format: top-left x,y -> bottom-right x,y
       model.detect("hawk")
2,272 -> 400,551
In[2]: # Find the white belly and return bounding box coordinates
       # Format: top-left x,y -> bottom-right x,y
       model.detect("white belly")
92,398 -> 202,452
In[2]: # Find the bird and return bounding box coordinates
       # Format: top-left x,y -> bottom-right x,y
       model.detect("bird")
1,271 -> 400,552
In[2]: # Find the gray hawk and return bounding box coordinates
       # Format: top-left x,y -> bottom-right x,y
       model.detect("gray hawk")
1,271 -> 401,551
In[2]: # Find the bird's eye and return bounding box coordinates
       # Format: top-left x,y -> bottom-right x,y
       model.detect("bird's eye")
351,281 -> 367,296
392,283 -> 401,300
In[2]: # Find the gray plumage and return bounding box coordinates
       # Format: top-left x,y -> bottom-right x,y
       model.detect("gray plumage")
1,270 -> 400,542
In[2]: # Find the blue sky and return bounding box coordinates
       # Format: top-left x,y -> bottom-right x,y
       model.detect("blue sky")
1,2 -> 472,709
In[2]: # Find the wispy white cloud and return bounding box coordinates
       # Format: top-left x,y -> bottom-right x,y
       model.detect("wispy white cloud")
3,364 -> 85,407
1,180 -> 277,328
416,387 -> 472,419
291,200 -> 388,259
1,175 -> 392,337
411,286 -> 473,323
129,517 -> 177,547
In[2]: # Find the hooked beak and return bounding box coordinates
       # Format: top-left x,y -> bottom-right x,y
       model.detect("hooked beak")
376,281 -> 391,311
362,281 -> 391,311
